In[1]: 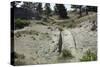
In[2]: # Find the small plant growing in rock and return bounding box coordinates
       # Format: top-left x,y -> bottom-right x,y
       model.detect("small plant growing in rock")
58,49 -> 73,60
52,21 -> 56,24
58,27 -> 64,31
48,26 -> 51,29
91,21 -> 97,31
42,17 -> 48,22
45,32 -> 49,35
62,25 -> 65,27
52,41 -> 55,43
36,33 -> 39,36
14,59 -> 26,66
61,49 -> 73,59
15,32 -> 21,38
80,49 -> 97,61
23,34 -> 26,37
11,52 -> 26,66
31,36 -> 36,40
13,52 -> 25,59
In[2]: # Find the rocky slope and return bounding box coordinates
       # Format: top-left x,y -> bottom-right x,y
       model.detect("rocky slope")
13,13 -> 97,65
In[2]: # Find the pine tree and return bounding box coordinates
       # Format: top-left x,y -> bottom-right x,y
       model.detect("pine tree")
71,5 -> 83,17
36,3 -> 43,19
21,2 -> 35,10
11,1 -> 21,8
86,6 -> 97,12
55,4 -> 68,18
44,3 -> 52,18
85,6 -> 88,15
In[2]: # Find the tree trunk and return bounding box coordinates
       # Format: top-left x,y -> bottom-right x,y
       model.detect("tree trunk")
79,7 -> 82,17
86,7 -> 88,15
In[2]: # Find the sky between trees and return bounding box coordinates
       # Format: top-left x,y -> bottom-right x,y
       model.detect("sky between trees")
17,2 -> 73,11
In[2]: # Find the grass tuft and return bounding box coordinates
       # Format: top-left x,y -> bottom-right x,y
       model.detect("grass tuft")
80,49 -> 97,61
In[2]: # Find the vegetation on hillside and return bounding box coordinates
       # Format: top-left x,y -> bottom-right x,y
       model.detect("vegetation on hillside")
11,1 -> 97,65
80,49 -> 97,61
15,19 -> 30,29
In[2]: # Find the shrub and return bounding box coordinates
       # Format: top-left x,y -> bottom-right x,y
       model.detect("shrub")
42,17 -> 48,22
62,49 -> 73,59
31,36 -> 36,40
12,52 -> 26,65
66,20 -> 76,28
14,59 -> 26,66
58,27 -> 64,31
15,19 -> 30,29
15,32 -> 21,38
48,26 -> 51,29
80,49 -> 97,61
13,52 -> 25,59
52,41 -> 55,43
58,49 -> 73,60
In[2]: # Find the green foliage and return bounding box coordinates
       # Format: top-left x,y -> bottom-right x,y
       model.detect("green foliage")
87,6 -> 97,12
42,17 -> 48,22
52,41 -> 55,43
58,27 -> 64,31
31,36 -> 36,40
44,3 -> 52,18
58,49 -> 73,60
80,50 -> 97,61
66,22 -> 76,28
14,59 -> 26,66
36,3 -> 43,14
15,32 -> 21,38
35,3 -> 43,20
11,1 -> 21,8
15,19 -> 30,29
48,26 -> 51,29
13,52 -> 26,65
71,5 -> 82,17
14,52 -> 25,59
55,4 -> 68,18
21,2 -> 34,9
62,49 -> 73,58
